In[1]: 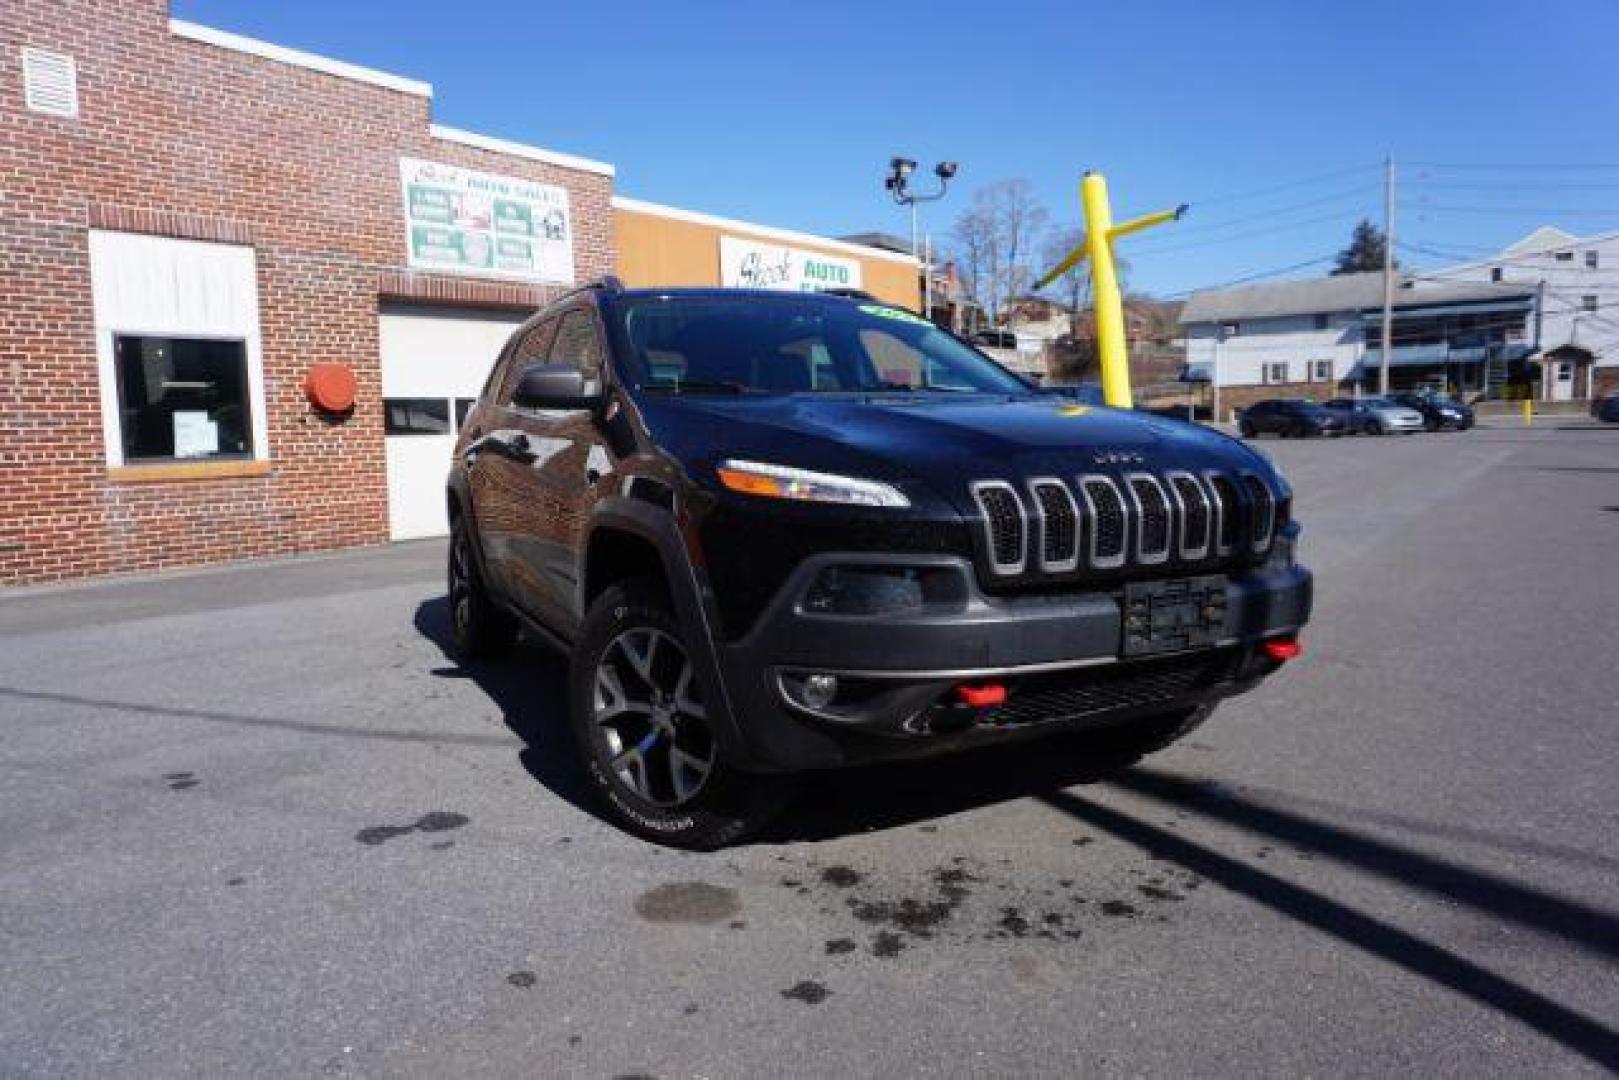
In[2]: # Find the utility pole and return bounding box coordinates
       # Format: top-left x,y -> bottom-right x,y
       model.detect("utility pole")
1532,278 -> 1547,403
1379,155 -> 1395,396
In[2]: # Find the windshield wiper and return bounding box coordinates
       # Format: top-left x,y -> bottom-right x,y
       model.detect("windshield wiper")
640,380 -> 755,395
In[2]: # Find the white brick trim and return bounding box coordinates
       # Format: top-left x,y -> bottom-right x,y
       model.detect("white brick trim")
612,196 -> 919,266
428,124 -> 614,178
169,19 -> 433,98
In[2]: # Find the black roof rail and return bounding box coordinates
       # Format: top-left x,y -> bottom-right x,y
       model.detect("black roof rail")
821,287 -> 879,302
546,275 -> 626,308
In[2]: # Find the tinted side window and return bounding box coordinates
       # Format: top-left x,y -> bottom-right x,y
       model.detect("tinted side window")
549,310 -> 604,380
495,318 -> 559,404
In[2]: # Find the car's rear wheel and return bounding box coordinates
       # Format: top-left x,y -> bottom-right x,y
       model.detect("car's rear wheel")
569,579 -> 791,849
1239,420 -> 1257,438
448,513 -> 517,660
1369,417 -> 1385,436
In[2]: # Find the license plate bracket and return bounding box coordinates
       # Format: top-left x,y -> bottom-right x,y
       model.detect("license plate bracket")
1121,576 -> 1228,657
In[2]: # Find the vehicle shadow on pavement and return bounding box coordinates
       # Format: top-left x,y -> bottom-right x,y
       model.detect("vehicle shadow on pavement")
762,745 -> 1619,1068
1040,783 -> 1619,1072
413,597 -> 599,820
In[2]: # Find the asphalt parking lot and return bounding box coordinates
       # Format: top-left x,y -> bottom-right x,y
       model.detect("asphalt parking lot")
3,424 -> 1617,1077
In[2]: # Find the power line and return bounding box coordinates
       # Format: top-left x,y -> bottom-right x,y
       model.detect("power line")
1172,184 -> 1379,237
1157,255 -> 1339,300
1130,210 -> 1363,257
1406,179 -> 1619,192
1404,161 -> 1619,170
1407,204 -> 1619,217
1188,164 -> 1381,207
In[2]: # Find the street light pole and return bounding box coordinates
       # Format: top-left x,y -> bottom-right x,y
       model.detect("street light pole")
886,157 -> 958,319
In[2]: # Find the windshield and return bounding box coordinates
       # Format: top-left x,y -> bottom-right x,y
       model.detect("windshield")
607,296 -> 1032,396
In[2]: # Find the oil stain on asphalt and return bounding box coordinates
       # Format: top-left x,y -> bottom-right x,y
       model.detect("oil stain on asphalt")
634,882 -> 741,924
165,771 -> 199,791
781,980 -> 831,1004
355,811 -> 470,846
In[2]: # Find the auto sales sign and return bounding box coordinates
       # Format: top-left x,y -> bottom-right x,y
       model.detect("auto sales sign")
719,235 -> 862,293
400,158 -> 574,284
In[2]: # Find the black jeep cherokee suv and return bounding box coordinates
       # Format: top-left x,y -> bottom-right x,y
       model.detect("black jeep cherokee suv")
447,280 -> 1313,847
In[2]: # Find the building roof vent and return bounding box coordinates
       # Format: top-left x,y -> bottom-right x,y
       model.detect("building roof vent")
21,47 -> 79,118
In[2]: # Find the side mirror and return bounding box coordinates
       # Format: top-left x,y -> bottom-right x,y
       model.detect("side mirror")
511,363 -> 602,411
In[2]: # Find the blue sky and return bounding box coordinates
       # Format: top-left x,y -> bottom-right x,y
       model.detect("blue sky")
174,0 -> 1619,297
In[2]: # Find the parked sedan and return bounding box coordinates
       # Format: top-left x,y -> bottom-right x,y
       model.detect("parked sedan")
1390,392 -> 1475,431
1596,394 -> 1619,423
1238,399 -> 1347,438
1324,397 -> 1426,435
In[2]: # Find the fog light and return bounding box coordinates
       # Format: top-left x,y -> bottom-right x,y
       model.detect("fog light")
803,566 -> 925,616
802,674 -> 840,710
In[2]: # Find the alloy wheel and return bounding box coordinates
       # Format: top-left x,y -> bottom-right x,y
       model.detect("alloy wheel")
592,627 -> 716,807
450,526 -> 475,637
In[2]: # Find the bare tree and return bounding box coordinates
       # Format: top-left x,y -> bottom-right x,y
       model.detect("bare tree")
950,204 -> 996,332
950,179 -> 1048,324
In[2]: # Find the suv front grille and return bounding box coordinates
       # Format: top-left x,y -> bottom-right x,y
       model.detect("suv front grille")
1080,477 -> 1128,568
971,470 -> 1277,582
1207,473 -> 1241,554
1126,474 -> 1171,564
1169,472 -> 1211,559
1241,473 -> 1275,550
971,482 -> 1025,574
1031,479 -> 1080,571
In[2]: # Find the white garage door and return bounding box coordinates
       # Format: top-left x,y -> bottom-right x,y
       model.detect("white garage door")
380,306 -> 527,541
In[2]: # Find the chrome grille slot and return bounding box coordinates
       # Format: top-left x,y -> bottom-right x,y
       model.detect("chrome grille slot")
1030,479 -> 1080,572
971,481 -> 1026,575
1242,473 -> 1275,551
1168,471 -> 1211,560
1079,476 -> 1127,569
1125,473 -> 1172,564
1206,472 -> 1240,554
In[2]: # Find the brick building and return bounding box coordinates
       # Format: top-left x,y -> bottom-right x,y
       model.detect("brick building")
2,0 -> 618,584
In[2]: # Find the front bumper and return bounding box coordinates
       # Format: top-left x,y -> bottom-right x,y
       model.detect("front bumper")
712,551 -> 1313,772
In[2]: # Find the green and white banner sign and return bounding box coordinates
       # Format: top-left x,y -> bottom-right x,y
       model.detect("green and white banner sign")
400,157 -> 574,284
719,235 -> 862,293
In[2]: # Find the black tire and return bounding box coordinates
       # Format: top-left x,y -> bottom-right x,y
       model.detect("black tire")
569,578 -> 791,849
1068,703 -> 1218,761
447,512 -> 517,660
1239,421 -> 1257,438
1369,418 -> 1385,436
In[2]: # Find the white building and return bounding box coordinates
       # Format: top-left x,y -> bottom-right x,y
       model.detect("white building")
1179,226 -> 1618,403
1398,226 -> 1619,402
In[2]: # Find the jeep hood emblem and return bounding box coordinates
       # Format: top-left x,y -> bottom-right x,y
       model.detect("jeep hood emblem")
1091,450 -> 1144,466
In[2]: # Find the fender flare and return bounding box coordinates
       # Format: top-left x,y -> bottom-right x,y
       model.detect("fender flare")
583,498 -> 749,767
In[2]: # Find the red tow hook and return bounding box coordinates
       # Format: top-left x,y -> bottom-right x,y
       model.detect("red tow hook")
955,682 -> 1007,709
1262,638 -> 1304,662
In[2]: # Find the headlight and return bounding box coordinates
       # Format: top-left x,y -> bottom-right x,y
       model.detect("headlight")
716,459 -> 910,508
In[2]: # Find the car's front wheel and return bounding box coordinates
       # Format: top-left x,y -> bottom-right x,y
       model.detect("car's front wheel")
569,579 -> 791,849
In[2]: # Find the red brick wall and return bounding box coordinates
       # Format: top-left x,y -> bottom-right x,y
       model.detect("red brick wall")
0,0 -> 614,584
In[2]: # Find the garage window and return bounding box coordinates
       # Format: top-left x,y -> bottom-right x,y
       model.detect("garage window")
383,398 -> 451,435
113,335 -> 253,460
